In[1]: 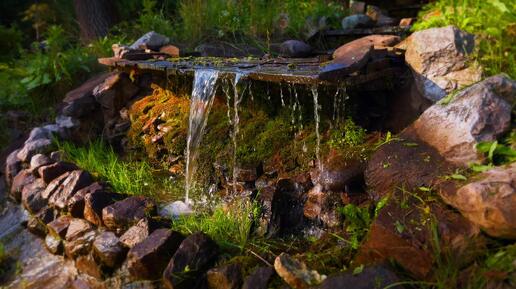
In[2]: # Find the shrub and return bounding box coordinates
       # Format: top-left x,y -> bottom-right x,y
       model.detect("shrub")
413,0 -> 516,78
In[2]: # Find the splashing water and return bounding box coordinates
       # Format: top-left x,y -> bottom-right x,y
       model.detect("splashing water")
185,69 -> 220,203
312,86 -> 322,171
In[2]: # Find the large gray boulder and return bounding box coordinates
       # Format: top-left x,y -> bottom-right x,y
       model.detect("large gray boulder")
130,31 -> 170,51
405,26 -> 482,102
403,75 -> 515,167
440,163 -> 516,239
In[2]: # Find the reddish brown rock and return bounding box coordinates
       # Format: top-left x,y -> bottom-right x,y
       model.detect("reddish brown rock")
207,263 -> 243,289
29,153 -> 52,172
67,183 -> 103,218
127,229 -> 184,280
93,72 -> 139,121
160,45 -> 180,57
242,267 -> 274,289
47,215 -> 73,239
84,188 -> 118,226
64,218 -> 96,259
38,162 -> 78,184
119,218 -> 165,248
440,163 -> 516,239
333,35 -> 401,60
405,26 -> 482,102
48,170 -> 93,210
303,185 -> 341,228
355,193 -> 479,279
102,196 -> 156,232
41,172 -> 71,200
320,43 -> 372,80
4,148 -> 22,188
21,178 -> 48,214
27,207 -> 56,237
274,253 -> 325,289
365,139 -> 453,201
75,253 -> 104,280
403,75 -> 514,166
10,169 -> 36,202
62,72 -> 113,118
45,234 -> 64,255
310,151 -> 365,192
92,231 -> 127,268
163,232 -> 219,289
400,18 -> 415,27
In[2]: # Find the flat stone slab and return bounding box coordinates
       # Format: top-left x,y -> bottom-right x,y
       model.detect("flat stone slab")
99,56 -> 402,86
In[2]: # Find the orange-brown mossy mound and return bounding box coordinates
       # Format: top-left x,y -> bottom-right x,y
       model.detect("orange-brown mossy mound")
128,84 -> 190,161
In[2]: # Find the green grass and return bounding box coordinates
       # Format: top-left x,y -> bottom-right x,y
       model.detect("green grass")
176,0 -> 346,45
171,199 -> 258,252
413,0 -> 516,78
57,140 -> 183,200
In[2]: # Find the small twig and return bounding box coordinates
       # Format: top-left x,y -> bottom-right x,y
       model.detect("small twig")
247,249 -> 272,267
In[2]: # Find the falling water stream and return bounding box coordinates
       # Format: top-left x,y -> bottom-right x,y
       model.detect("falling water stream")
185,69 -> 220,203
312,86 -> 322,171
231,73 -> 248,193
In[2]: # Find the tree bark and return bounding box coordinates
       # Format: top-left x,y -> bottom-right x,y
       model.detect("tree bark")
73,0 -> 118,43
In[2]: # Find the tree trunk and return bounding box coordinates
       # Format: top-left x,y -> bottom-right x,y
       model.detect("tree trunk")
73,0 -> 118,43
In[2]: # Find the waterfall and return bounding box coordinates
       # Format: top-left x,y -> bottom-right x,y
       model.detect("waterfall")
312,86 -> 321,171
185,69 -> 220,203
231,73 -> 248,194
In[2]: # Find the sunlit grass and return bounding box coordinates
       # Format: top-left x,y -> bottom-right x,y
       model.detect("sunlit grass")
57,140 -> 183,199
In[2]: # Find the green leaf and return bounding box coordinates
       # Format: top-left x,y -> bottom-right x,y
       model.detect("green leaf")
470,164 -> 493,173
490,0 -> 509,13
450,173 -> 467,181
353,264 -> 364,275
394,221 -> 405,234
418,186 -> 431,192
488,141 -> 498,162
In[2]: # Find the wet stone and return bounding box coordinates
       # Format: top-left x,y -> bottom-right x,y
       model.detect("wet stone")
102,196 -> 156,233
242,266 -> 275,289
279,40 -> 312,58
127,228 -> 184,280
92,231 -> 127,268
27,207 -> 56,236
38,161 -> 78,184
163,232 -> 219,289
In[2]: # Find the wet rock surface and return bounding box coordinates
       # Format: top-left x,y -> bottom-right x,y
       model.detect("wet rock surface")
38,161 -> 78,184
92,231 -> 127,268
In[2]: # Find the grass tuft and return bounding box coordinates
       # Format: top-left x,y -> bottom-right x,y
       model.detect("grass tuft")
57,140 -> 183,199
171,199 -> 258,252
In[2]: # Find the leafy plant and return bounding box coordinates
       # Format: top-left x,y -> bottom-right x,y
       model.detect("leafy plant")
329,119 -> 366,148
413,0 -> 516,78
